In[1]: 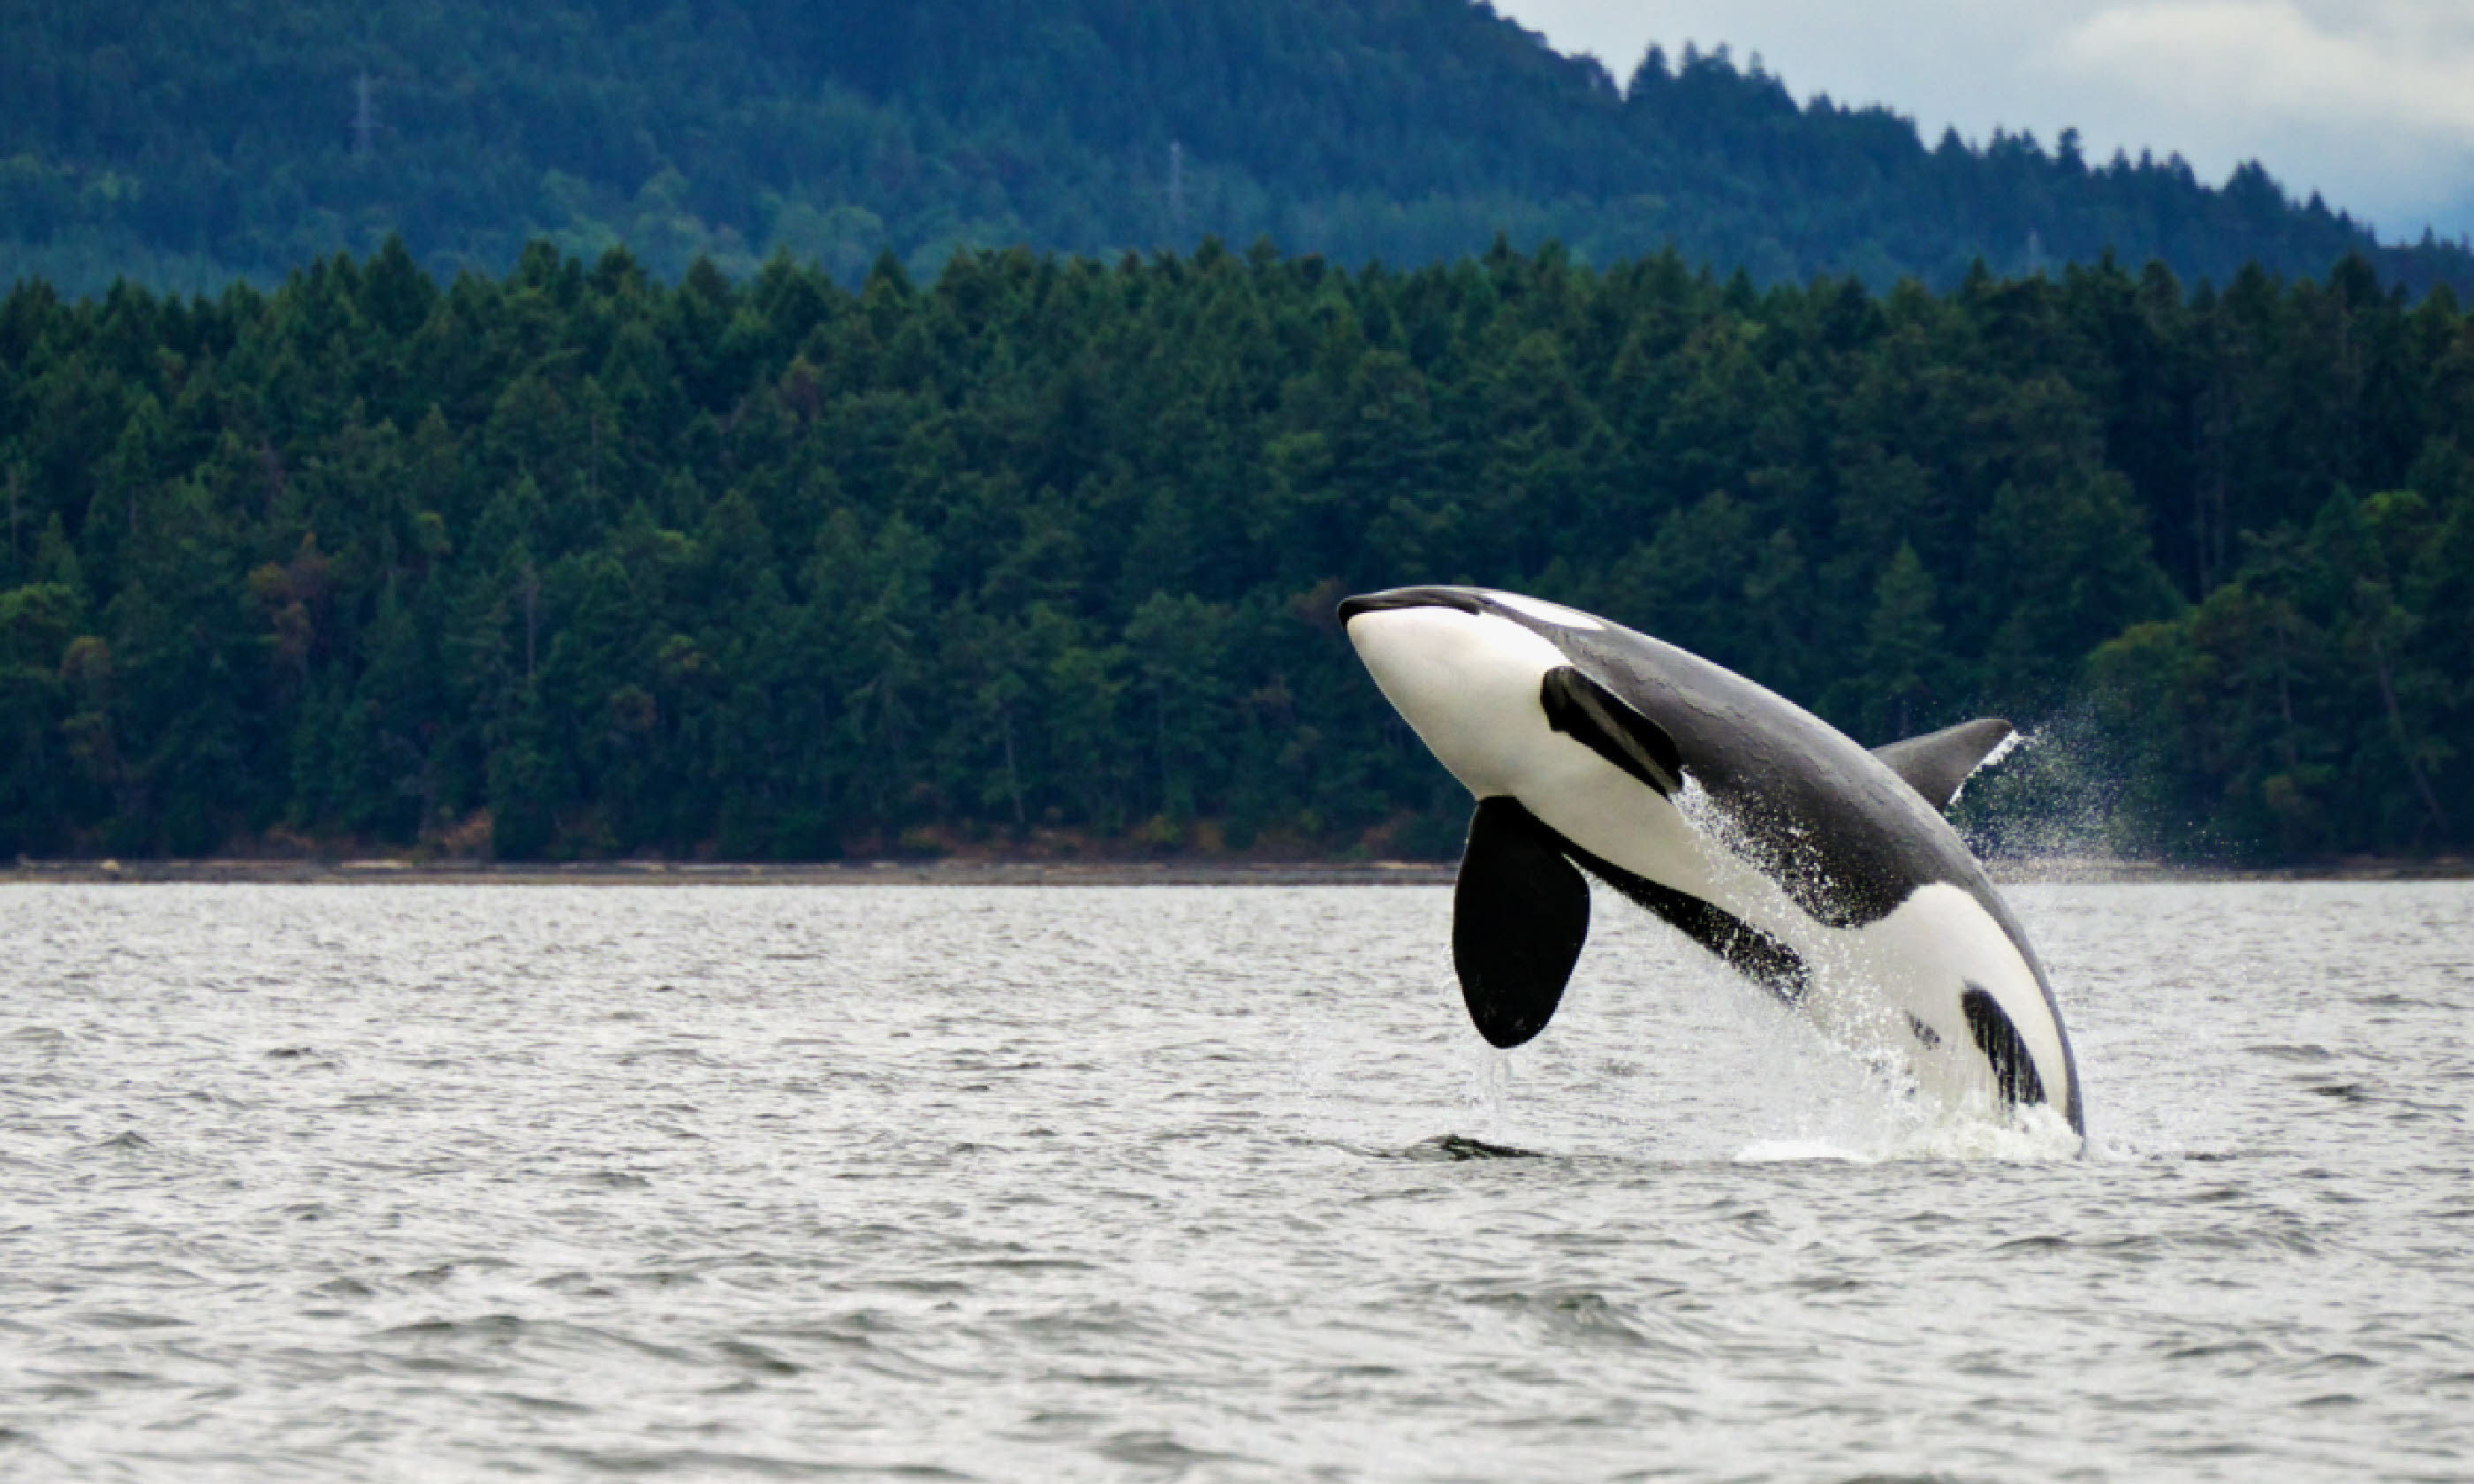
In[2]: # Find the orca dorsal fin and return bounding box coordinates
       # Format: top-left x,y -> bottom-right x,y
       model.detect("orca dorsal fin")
1453,797 -> 1590,1049
1872,718 -> 2016,812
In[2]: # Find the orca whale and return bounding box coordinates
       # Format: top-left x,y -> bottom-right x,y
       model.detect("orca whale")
1339,585 -> 2083,1134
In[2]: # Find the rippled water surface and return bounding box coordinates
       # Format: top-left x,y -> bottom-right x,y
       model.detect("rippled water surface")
2,882 -> 2470,1481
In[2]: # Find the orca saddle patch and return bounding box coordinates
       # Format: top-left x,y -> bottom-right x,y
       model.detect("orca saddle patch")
1453,797 -> 1590,1048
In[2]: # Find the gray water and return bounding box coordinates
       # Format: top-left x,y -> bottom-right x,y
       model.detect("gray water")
1,882 -> 2469,1482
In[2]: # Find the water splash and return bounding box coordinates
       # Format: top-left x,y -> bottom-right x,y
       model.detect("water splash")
1734,1102 -> 2083,1164
1952,701 -> 2195,871
1474,1045 -> 1517,1146
1732,1139 -> 1866,1163
1944,726 -> 2030,810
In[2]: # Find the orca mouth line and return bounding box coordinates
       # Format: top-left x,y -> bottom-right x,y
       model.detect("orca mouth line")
1337,588 -> 1484,625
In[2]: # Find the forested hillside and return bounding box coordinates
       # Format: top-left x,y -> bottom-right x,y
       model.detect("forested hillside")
2,241 -> 2467,862
6,0 -> 2472,298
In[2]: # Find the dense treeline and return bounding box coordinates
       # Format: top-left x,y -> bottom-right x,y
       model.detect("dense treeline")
1,240 -> 2469,862
7,0 -> 2474,299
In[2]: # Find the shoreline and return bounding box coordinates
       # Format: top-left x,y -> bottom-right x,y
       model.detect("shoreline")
4,857 -> 2470,886
3,857 -> 1461,887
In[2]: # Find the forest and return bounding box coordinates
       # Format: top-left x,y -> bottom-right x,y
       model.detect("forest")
6,0 -> 2474,299
1,238 -> 2467,863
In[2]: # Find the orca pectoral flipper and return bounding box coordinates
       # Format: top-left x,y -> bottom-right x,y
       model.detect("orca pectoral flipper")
1453,797 -> 1590,1049
1872,718 -> 2015,812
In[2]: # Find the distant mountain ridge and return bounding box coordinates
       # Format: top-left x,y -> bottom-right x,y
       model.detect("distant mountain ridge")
4,0 -> 2471,295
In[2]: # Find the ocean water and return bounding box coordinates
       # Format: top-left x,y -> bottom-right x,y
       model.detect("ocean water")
0,882 -> 2468,1482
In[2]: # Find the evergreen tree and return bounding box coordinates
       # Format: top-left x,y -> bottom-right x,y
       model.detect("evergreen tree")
0,239 -> 2467,862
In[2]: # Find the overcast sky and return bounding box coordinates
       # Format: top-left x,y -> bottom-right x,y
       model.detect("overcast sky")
1492,0 -> 2474,243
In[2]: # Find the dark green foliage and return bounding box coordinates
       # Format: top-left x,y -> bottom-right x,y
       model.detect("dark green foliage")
4,0 -> 2470,298
0,239 -> 2469,862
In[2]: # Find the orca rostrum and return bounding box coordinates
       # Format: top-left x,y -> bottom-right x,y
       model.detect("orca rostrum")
1339,586 -> 2083,1134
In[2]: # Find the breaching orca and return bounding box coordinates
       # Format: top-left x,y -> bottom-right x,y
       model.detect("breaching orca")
1339,586 -> 2083,1134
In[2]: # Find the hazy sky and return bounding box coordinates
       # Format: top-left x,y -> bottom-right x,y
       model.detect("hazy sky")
1491,0 -> 2474,242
